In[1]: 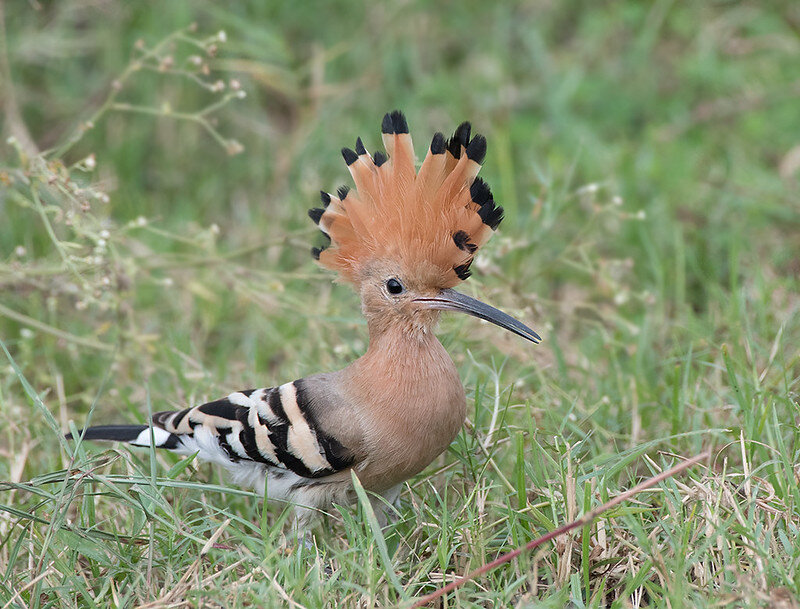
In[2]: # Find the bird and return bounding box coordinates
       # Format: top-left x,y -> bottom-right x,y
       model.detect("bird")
67,110 -> 540,527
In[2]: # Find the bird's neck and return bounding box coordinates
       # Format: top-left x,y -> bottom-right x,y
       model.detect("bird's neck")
342,318 -> 464,408
339,318 -> 468,490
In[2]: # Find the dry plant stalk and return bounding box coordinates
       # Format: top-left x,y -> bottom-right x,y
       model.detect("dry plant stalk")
409,450 -> 711,609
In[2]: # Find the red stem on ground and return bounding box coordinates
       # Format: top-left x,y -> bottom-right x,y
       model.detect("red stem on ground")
409,451 -> 710,609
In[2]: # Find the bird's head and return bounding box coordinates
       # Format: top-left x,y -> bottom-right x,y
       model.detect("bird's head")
355,258 -> 539,343
310,111 -> 540,345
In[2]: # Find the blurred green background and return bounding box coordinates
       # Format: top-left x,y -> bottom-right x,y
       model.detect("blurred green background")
2,1 -> 797,405
1,1 -> 799,606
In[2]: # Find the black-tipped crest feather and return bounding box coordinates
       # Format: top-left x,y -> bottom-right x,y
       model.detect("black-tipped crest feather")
308,208 -> 324,224
341,147 -> 358,166
478,200 -> 505,230
453,260 -> 473,280
355,137 -> 366,156
453,230 -> 478,253
465,135 -> 487,164
390,110 -> 408,134
453,122 -> 471,148
470,178 -> 491,206
381,113 -> 394,134
446,137 -> 462,159
313,111 -> 506,281
430,132 -> 445,155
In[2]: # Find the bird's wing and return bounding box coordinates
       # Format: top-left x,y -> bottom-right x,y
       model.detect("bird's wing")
75,380 -> 357,480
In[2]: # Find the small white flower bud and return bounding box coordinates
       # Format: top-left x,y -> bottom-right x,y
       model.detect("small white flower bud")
225,140 -> 244,155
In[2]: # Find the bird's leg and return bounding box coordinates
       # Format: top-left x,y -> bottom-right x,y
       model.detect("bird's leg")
372,484 -> 403,528
289,507 -> 317,551
290,508 -> 341,576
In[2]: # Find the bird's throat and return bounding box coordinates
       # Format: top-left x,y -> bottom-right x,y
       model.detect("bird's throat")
358,319 -> 455,391
339,321 -> 468,490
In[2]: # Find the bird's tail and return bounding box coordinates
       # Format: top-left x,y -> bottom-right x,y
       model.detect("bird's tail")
66,425 -> 181,449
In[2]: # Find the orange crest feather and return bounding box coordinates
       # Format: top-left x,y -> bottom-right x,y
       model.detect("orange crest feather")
309,111 -> 503,288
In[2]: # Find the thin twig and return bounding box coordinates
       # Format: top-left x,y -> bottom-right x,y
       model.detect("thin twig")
30,184 -> 90,291
408,450 -> 710,608
49,29 -> 186,159
0,302 -> 113,352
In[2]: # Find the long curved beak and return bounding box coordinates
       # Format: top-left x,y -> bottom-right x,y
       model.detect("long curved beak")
415,288 -> 541,344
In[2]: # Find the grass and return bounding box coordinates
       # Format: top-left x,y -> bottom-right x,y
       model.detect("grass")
1,1 -> 799,607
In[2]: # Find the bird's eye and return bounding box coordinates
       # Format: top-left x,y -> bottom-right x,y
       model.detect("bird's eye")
386,278 -> 404,295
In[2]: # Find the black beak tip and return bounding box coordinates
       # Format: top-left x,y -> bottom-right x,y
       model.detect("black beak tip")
418,289 -> 542,346
511,326 -> 541,345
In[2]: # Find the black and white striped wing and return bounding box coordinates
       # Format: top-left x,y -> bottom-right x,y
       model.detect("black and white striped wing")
151,381 -> 355,479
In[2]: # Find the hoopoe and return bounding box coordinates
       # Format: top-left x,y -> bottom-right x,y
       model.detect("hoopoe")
68,111 -> 540,524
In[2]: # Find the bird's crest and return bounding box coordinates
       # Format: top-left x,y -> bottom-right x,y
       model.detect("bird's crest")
309,111 -> 503,288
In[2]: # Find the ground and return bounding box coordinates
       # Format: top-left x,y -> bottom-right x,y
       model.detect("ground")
1,2 -> 799,607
